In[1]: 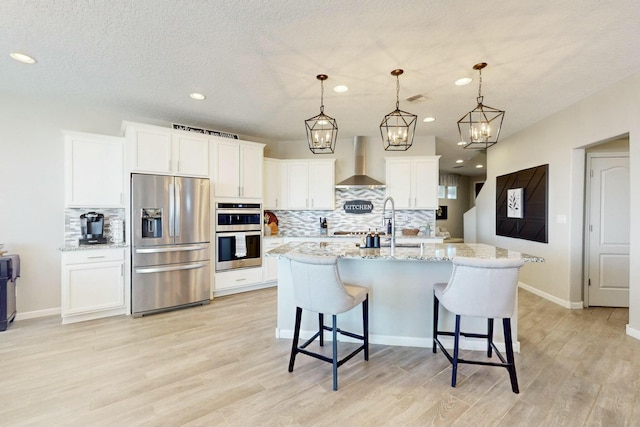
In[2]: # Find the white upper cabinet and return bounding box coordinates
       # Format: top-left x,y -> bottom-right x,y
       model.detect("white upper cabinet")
385,156 -> 440,209
213,138 -> 264,199
263,158 -> 284,210
64,131 -> 125,208
125,122 -> 209,177
172,133 -> 210,176
285,159 -> 335,210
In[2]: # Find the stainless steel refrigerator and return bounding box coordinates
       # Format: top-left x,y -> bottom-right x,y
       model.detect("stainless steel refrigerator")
131,173 -> 210,316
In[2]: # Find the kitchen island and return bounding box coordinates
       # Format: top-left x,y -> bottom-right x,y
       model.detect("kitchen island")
267,241 -> 543,351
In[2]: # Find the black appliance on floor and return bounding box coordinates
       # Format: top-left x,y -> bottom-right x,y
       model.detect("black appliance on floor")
0,255 -> 19,331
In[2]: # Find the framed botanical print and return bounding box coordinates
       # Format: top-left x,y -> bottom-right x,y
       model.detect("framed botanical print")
507,188 -> 524,218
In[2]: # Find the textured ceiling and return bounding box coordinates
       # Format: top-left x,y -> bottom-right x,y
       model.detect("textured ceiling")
2,0 -> 639,175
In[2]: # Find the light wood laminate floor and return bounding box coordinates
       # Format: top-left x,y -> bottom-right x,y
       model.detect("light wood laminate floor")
1,288 -> 639,426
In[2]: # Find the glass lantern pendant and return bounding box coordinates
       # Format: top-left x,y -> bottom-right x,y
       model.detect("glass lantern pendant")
457,62 -> 505,149
380,69 -> 417,151
305,74 -> 338,154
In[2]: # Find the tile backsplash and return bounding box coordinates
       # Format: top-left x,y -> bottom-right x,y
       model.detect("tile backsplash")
64,208 -> 126,247
269,188 -> 434,236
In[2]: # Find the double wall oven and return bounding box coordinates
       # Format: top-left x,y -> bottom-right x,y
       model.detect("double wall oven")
215,203 -> 262,272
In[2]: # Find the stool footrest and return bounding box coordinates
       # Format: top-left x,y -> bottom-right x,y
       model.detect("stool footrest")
434,336 -> 510,367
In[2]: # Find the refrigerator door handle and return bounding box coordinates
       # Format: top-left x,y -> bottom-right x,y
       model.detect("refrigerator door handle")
134,244 -> 209,254
135,263 -> 206,274
175,182 -> 181,237
168,183 -> 175,237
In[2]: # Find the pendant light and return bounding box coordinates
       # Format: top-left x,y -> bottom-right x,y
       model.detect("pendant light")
305,74 -> 338,154
457,62 -> 505,149
380,69 -> 417,151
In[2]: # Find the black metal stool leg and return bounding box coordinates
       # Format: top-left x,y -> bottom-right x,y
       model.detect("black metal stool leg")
451,314 -> 461,387
319,313 -> 324,346
363,296 -> 369,360
503,318 -> 519,393
332,314 -> 338,391
487,318 -> 494,357
289,307 -> 302,372
432,294 -> 439,353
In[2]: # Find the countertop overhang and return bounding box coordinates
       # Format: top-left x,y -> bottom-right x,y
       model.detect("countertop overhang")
266,241 -> 544,262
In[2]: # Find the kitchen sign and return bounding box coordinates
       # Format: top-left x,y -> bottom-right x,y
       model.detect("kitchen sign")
343,200 -> 373,214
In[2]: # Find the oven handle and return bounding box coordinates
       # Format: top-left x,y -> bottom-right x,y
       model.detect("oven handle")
216,209 -> 262,215
135,263 -> 206,274
135,244 -> 209,254
216,230 -> 262,236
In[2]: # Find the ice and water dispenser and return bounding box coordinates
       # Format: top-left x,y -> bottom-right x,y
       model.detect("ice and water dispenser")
141,208 -> 162,238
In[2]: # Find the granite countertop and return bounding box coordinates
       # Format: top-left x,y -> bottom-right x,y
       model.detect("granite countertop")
265,241 -> 544,262
264,233 -> 442,241
59,243 -> 129,252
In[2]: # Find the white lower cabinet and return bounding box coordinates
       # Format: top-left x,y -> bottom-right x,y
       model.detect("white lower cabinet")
61,248 -> 127,324
263,238 -> 284,282
213,267 -> 265,296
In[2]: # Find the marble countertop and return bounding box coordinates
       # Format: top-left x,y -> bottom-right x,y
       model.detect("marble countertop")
265,241 -> 544,262
59,243 -> 129,252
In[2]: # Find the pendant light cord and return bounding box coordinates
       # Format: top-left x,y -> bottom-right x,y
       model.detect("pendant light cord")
395,75 -> 400,110
320,78 -> 325,114
477,68 -> 484,104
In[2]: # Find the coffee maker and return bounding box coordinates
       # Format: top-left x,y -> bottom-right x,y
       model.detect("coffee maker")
79,212 -> 107,245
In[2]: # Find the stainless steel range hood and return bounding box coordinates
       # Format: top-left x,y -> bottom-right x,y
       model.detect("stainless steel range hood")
335,136 -> 385,188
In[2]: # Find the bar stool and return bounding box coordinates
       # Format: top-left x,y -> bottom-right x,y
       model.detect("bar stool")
286,253 -> 369,391
432,256 -> 525,393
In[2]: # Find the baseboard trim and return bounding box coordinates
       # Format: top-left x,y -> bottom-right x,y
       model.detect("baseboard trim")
626,324 -> 640,341
15,307 -> 61,321
518,282 -> 583,309
213,281 -> 276,298
275,328 -> 520,352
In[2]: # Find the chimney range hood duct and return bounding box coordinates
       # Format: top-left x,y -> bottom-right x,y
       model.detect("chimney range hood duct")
335,136 -> 385,188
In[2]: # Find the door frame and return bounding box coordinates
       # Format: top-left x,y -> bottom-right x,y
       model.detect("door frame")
583,151 -> 630,307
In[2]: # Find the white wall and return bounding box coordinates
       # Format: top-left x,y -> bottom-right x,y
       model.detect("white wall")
474,72 -> 640,336
0,95 -> 127,316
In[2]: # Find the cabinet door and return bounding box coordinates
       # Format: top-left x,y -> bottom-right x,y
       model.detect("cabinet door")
413,157 -> 439,209
263,238 -> 284,282
308,160 -> 335,209
131,127 -> 173,174
286,161 -> 310,209
240,143 -> 263,198
263,158 -> 282,209
214,267 -> 263,291
214,140 -> 241,197
174,134 -> 209,177
385,159 -> 413,209
65,133 -> 124,207
62,261 -> 124,315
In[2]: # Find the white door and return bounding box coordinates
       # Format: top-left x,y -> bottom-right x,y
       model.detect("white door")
587,154 -> 630,307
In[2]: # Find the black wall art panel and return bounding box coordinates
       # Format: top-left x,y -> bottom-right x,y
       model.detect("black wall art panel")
496,164 -> 548,243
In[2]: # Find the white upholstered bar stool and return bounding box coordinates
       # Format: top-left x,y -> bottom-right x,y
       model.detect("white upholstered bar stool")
432,256 -> 525,393
286,253 -> 369,391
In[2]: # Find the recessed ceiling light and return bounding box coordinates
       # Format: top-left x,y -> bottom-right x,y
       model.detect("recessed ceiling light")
457,141 -> 466,146
455,77 -> 472,86
423,117 -> 435,123
10,52 -> 37,64
333,85 -> 349,93
476,164 -> 484,168
190,93 -> 206,100
456,159 -> 464,164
